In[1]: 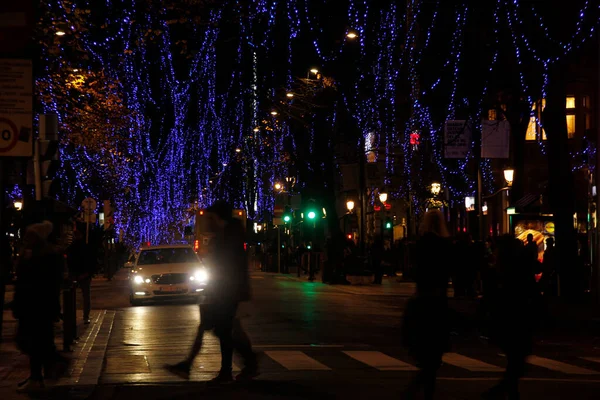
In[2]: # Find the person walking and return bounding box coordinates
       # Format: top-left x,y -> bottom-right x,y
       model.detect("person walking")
482,235 -> 535,400
402,210 -> 451,400
67,230 -> 95,324
166,200 -> 258,383
12,221 -> 65,392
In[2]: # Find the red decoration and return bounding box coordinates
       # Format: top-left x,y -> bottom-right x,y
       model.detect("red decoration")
410,132 -> 420,145
374,205 -> 381,211
384,203 -> 391,210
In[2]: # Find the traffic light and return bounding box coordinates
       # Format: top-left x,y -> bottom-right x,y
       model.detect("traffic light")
385,218 -> 392,229
307,211 -> 316,220
38,114 -> 61,198
283,207 -> 292,223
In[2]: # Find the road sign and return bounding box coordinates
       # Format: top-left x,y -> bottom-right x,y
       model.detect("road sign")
0,59 -> 32,157
81,197 -> 97,212
273,217 -> 283,226
274,205 -> 284,217
444,120 -> 472,158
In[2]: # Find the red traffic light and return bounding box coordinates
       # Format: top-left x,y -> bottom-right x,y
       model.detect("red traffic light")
347,234 -> 352,240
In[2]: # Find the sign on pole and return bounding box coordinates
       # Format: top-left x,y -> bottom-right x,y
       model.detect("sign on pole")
0,59 -> 32,157
81,197 -> 97,244
481,120 -> 510,158
444,120 -> 472,158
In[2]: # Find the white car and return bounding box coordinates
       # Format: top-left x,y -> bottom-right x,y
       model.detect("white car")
129,244 -> 209,306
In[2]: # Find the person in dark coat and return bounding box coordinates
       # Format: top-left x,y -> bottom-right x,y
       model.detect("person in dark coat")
483,236 -> 535,400
402,210 -> 451,400
67,230 -> 95,324
166,201 -> 257,383
12,221 -> 64,392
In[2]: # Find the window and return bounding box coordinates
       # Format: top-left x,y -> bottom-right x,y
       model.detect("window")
585,113 -> 591,130
525,100 -> 547,141
566,115 -> 576,138
138,248 -> 199,265
566,96 -> 576,109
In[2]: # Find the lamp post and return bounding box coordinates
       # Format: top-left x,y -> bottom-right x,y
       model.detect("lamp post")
503,168 -> 514,234
13,200 -> 23,211
307,68 -> 319,80
431,182 -> 441,197
379,192 -> 388,204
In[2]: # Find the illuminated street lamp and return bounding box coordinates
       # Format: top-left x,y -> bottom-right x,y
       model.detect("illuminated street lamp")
346,32 -> 358,39
286,92 -> 294,98
270,110 -> 278,116
253,127 -> 260,132
307,68 -> 319,80
346,200 -> 355,212
274,182 -> 282,191
235,148 -> 241,153
379,192 -> 388,204
13,200 -> 23,211
504,168 -> 514,187
55,30 -> 66,36
257,224 -> 262,232
431,182 -> 441,196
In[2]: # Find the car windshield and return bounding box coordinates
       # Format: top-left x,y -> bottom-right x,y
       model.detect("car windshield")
137,248 -> 198,265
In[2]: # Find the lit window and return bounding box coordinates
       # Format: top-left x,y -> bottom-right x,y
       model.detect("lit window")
526,117 -> 537,141
566,115 -> 576,138
566,96 -> 576,109
488,109 -> 497,120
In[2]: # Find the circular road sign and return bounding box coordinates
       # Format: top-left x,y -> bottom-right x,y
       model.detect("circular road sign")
0,117 -> 19,154
81,197 -> 97,212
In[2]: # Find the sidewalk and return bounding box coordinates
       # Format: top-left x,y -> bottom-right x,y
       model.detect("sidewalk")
0,309 -> 103,397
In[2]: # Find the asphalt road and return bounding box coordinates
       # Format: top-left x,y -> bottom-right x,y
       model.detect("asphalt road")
59,270 -> 600,399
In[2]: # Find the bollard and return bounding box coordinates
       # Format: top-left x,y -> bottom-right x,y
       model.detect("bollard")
62,282 -> 77,351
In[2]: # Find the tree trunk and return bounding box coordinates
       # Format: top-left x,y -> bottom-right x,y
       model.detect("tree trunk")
543,61 -> 579,300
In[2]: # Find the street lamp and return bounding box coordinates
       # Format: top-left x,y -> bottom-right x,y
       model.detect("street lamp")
379,192 -> 388,203
346,200 -> 355,212
235,148 -> 241,153
504,168 -> 514,187
257,224 -> 262,232
13,200 -> 22,211
274,182 -> 282,191
55,30 -> 66,36
307,68 -> 319,80
286,92 -> 294,98
346,32 -> 358,39
270,110 -> 278,116
431,182 -> 441,196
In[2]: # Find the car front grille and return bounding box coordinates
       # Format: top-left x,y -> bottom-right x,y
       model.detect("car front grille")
153,289 -> 188,295
151,273 -> 189,285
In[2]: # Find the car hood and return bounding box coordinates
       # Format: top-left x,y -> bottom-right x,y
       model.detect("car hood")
135,263 -> 204,276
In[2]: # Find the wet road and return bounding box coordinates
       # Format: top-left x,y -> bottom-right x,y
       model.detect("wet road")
76,270 -> 600,399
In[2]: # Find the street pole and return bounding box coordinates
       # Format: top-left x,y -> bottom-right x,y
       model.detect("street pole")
277,225 -> 281,273
33,137 -> 41,201
0,158 -> 5,341
359,134 -> 367,256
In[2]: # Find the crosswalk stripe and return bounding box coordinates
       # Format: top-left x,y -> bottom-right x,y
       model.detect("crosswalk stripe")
442,353 -> 503,372
265,351 -> 331,371
527,356 -> 600,375
581,357 -> 600,364
343,351 -> 418,371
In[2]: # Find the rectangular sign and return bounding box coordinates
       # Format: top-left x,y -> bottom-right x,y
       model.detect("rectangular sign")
481,120 -> 510,158
444,120 -> 472,158
0,58 -> 32,157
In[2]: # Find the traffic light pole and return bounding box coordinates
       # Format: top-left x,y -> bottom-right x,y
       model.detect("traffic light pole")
277,225 -> 281,273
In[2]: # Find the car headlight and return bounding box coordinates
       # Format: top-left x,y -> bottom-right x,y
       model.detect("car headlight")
134,275 -> 148,284
191,269 -> 208,283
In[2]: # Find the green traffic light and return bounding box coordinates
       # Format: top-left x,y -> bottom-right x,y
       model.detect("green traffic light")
385,222 -> 392,229
307,211 -> 316,220
283,215 -> 291,223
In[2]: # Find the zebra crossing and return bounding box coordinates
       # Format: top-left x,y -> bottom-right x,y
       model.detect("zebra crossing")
244,350 -> 600,376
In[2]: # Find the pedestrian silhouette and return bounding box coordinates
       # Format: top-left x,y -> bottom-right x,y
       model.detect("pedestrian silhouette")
166,201 -> 258,383
67,230 -> 95,324
482,235 -> 535,400
12,221 -> 66,392
402,210 -> 451,400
